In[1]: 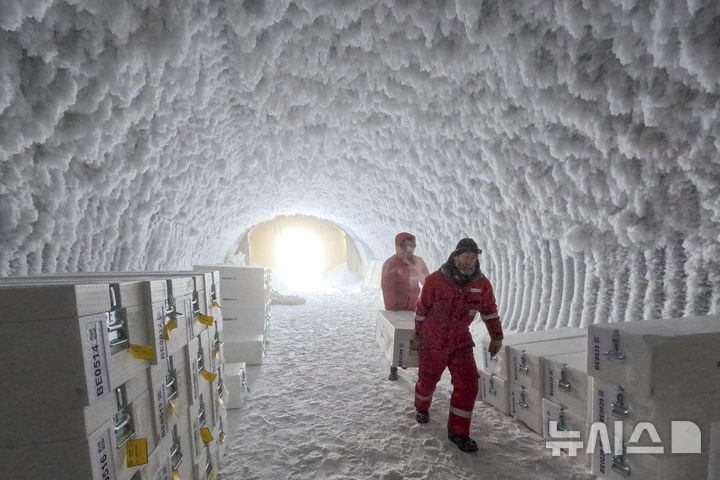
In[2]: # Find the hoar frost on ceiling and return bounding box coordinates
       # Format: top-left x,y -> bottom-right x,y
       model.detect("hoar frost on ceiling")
1,0 -> 719,327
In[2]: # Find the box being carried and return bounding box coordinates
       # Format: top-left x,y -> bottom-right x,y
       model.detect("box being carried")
375,310 -> 418,368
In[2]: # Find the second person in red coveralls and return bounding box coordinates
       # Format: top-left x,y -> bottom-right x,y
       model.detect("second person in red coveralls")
413,238 -> 504,453
381,232 -> 430,380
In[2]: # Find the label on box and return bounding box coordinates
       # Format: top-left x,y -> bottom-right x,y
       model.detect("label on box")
153,305 -> 168,361
129,344 -> 155,360
201,369 -> 217,383
190,357 -> 200,403
192,416 -> 200,457
185,299 -> 195,342
200,427 -> 213,444
152,381 -> 168,439
173,470 -> 180,480
83,319 -> 110,402
89,426 -> 116,480
125,438 -> 148,467
164,319 -> 178,340
168,399 -> 177,417
198,313 -> 214,326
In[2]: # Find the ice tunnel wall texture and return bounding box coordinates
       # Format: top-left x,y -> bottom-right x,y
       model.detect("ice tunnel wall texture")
1,0 -> 720,330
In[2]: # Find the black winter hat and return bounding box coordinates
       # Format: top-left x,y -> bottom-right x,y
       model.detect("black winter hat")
453,238 -> 481,255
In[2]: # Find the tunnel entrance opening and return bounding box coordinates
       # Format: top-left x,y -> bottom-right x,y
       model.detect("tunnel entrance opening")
230,215 -> 362,291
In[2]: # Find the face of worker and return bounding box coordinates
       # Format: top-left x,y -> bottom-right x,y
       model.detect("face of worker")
454,251 -> 478,275
399,239 -> 416,260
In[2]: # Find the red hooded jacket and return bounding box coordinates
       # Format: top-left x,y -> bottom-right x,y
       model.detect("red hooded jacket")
415,264 -> 503,351
381,232 -> 430,310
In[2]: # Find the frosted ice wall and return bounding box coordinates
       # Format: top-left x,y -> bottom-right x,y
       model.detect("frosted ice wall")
1,0 -> 719,327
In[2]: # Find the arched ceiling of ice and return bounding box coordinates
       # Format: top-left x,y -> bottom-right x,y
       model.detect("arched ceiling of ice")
2,0 -> 720,328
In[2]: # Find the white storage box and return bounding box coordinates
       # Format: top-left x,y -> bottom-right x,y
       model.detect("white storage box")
225,362 -> 248,409
1,371 -> 147,448
507,336 -> 587,390
509,383 -> 543,434
475,326 -> 587,379
183,336 -> 201,406
194,265 -> 270,338
147,349 -> 191,430
3,418 -> 141,480
590,377 -> 719,479
479,370 -> 510,415
542,398 -> 590,471
187,398 -> 212,467
195,329 -> 216,429
375,310 -> 418,368
588,315 -> 720,398
3,312 -> 115,410
191,446 -> 215,480
172,413 -> 194,480
1,277 -> 176,367
0,282 -> 111,322
543,351 -> 591,419
223,332 -> 265,365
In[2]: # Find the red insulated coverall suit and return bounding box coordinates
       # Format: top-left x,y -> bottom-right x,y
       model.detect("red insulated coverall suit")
414,266 -> 503,436
381,232 -> 429,311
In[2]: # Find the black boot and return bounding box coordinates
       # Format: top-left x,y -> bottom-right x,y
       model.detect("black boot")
448,432 -> 478,453
388,366 -> 398,381
416,410 -> 429,424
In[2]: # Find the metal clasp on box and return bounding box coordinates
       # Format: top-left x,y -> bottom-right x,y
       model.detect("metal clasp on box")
166,356 -> 178,401
612,442 -> 631,478
107,285 -> 129,349
198,394 -> 207,428
605,329 -> 626,361
612,386 -> 630,418
165,295 -> 184,321
204,445 -> 214,478
519,351 -> 529,374
197,344 -> 205,372
217,374 -> 224,399
191,290 -> 201,316
518,386 -> 529,409
114,385 -> 135,448
557,407 -> 569,431
488,374 -> 497,395
210,282 -> 218,303
170,424 -> 183,470
214,329 -> 224,353
558,364 -> 572,392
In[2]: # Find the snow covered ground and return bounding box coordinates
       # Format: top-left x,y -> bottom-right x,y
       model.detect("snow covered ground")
220,284 -> 595,479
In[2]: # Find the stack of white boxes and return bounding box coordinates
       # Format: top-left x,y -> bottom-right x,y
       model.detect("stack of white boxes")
506,335 -> 587,435
475,326 -> 586,417
0,271 -> 229,480
193,265 -> 271,366
541,349 -> 592,470
588,316 -> 720,479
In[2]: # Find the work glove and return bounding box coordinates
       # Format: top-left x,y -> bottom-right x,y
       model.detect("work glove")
488,337 -> 503,357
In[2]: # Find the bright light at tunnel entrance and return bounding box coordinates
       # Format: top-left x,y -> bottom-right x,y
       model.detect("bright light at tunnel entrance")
274,228 -> 325,291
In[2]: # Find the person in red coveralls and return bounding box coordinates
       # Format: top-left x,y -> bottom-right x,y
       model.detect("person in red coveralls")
381,232 -> 430,381
413,238 -> 503,453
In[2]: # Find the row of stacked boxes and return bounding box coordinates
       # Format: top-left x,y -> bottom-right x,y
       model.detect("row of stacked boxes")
476,316 -> 720,479
0,270 -> 236,480
194,265 -> 271,366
